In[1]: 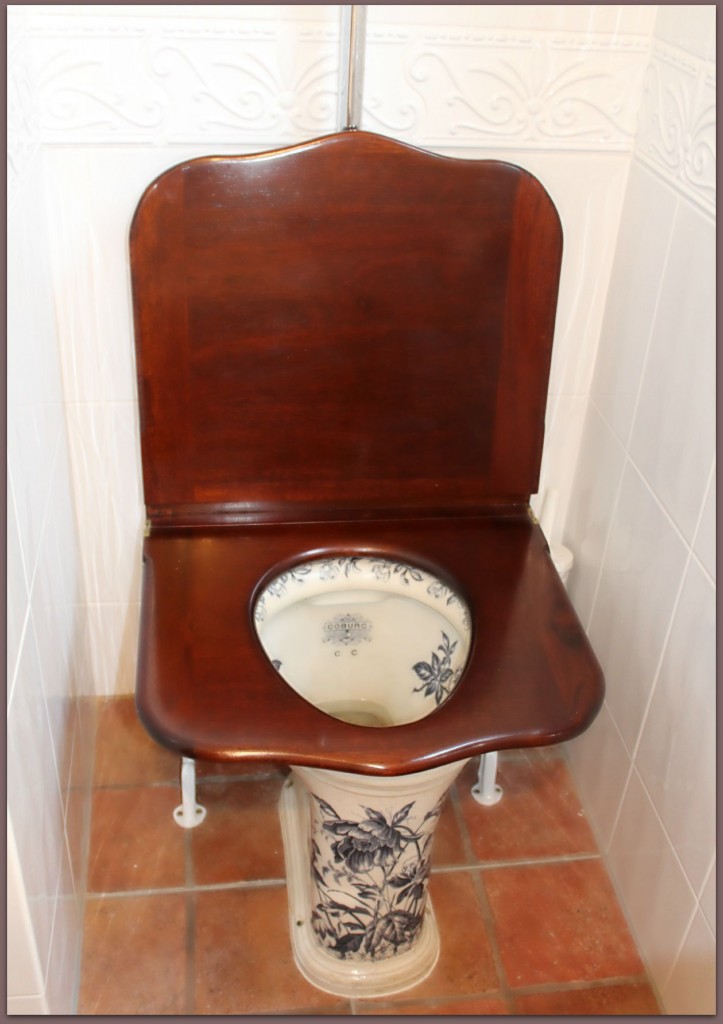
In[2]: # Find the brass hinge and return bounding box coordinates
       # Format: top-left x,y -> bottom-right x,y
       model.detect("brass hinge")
527,505 -> 539,526
143,518 -> 151,538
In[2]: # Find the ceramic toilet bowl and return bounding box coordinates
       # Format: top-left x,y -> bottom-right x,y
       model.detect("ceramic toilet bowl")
253,554 -> 472,728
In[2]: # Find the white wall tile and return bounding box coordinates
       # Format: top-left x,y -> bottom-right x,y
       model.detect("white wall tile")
563,404 -> 627,629
85,602 -> 142,697
653,5 -> 716,61
636,40 -> 715,218
44,147 -> 190,406
662,910 -> 717,1014
587,462 -> 689,754
699,856 -> 715,936
7,167 -> 65,589
7,816 -> 45,1000
7,134 -> 93,1014
590,163 -> 676,444
65,402 -> 144,607
533,392 -> 589,547
7,616 -> 65,980
693,466 -> 716,582
635,559 -> 715,893
7,470 -> 30,701
629,203 -> 715,543
363,8 -> 651,151
365,5 -> 657,34
44,842 -> 82,1015
30,437 -> 83,681
608,767 -> 698,996
566,700 -> 631,852
30,6 -> 340,146
542,154 -> 631,399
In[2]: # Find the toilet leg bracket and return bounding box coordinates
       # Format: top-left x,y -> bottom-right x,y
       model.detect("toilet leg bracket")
471,751 -> 503,806
173,756 -> 207,828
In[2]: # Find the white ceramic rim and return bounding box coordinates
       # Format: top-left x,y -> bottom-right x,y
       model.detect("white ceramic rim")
253,554 -> 471,636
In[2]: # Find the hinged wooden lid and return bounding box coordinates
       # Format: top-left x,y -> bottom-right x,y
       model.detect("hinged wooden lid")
130,131 -> 562,526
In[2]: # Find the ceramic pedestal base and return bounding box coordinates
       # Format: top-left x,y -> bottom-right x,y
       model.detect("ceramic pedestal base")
279,759 -> 468,999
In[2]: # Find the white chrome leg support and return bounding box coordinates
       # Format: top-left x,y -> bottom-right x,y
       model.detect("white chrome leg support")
173,756 -> 207,828
471,751 -> 503,806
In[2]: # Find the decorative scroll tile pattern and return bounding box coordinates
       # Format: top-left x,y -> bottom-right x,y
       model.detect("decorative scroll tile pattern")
7,14 -> 39,205
20,9 -> 660,155
635,41 -> 716,215
362,25 -> 652,151
25,10 -> 340,145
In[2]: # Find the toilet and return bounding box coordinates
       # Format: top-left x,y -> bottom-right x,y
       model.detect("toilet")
130,130 -> 604,997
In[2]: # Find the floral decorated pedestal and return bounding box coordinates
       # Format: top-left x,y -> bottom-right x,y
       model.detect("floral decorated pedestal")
256,555 -> 473,996
280,759 -> 469,998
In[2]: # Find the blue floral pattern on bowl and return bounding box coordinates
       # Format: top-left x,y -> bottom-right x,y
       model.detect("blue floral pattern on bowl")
310,794 -> 443,961
254,555 -> 471,724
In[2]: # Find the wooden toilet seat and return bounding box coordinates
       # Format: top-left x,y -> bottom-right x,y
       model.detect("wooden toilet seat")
137,514 -> 602,774
131,131 -> 603,775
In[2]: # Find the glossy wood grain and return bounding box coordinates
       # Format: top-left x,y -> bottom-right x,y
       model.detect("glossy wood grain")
131,131 -> 562,524
136,515 -> 603,774
130,130 -> 603,772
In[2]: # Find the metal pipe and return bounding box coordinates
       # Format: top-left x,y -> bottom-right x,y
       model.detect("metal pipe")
338,5 -> 367,130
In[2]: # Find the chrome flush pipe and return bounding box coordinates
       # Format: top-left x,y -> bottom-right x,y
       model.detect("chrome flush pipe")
338,5 -> 367,130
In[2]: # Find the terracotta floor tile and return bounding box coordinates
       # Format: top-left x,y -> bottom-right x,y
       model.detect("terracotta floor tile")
196,759 -> 289,780
500,745 -> 564,764
484,859 -> 645,988
78,894 -> 188,1014
93,696 -> 179,787
513,981 -> 660,1015
356,993 -> 509,1014
87,786 -> 186,892
193,886 -> 347,1014
458,756 -> 597,862
191,778 -> 286,885
80,707 -> 658,1015
384,871 -> 500,1001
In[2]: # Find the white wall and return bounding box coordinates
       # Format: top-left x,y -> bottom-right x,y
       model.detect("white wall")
8,13 -> 95,1013
564,5 -> 716,1014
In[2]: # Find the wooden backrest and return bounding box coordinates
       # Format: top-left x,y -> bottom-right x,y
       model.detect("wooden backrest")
130,130 -> 562,526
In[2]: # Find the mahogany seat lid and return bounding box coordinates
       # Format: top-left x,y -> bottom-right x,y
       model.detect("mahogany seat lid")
130,129 -> 563,527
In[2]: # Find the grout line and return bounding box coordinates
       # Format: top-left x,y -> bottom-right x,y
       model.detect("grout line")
86,848 -> 604,901
92,772 -> 287,791
432,851 -> 602,874
184,889 -> 196,1014
510,972 -> 656,996
352,990 -> 509,1013
71,699 -> 100,1015
85,877 -> 288,900
182,826 -> 197,1011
